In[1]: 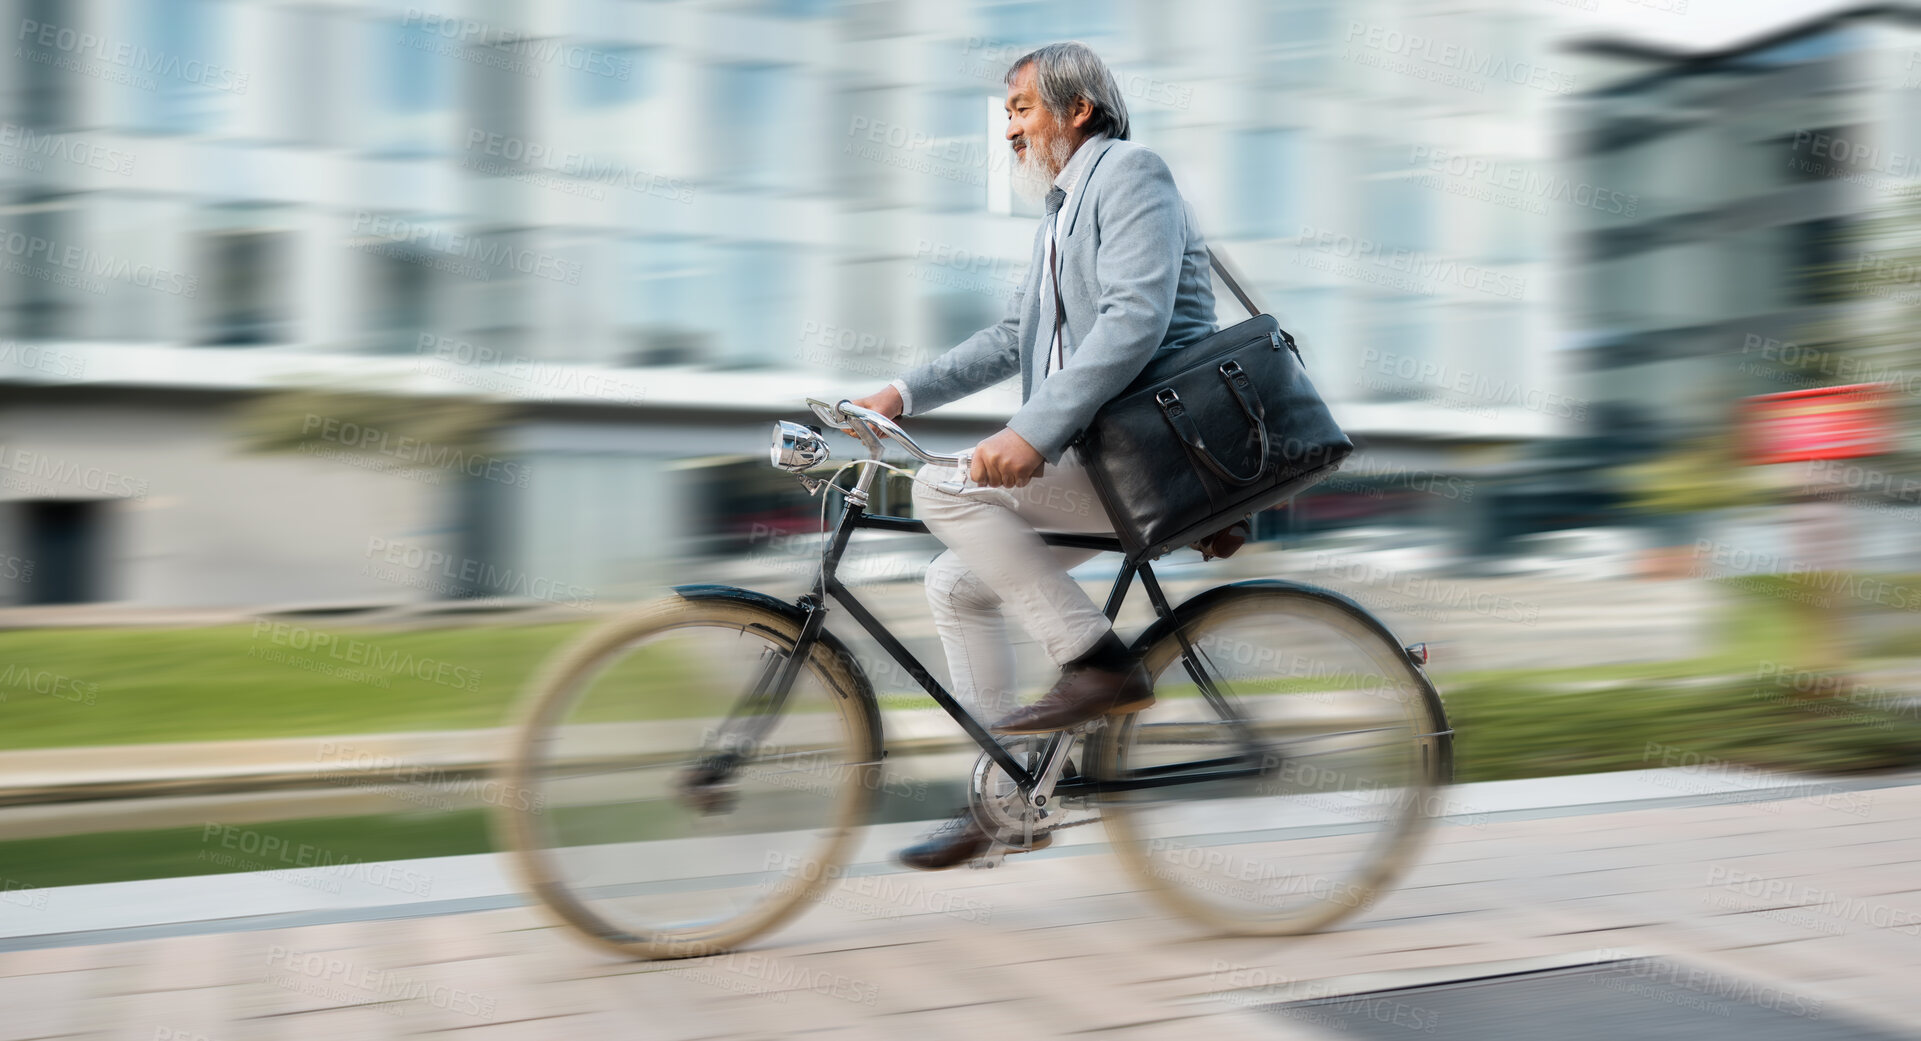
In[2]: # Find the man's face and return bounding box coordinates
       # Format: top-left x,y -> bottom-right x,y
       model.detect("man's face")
1005,63 -> 1082,202
1004,64 -> 1061,174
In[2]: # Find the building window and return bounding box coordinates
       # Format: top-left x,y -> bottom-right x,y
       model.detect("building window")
1263,0 -> 1335,90
134,0 -> 231,135
2,196 -> 79,340
1365,149 -> 1428,255
569,45 -> 648,108
1786,218 -> 1850,305
198,223 -> 293,345
17,0 -> 74,129
359,246 -> 439,354
622,237 -> 717,366
1357,295 -> 1431,402
707,64 -> 795,191
1232,128 -> 1301,240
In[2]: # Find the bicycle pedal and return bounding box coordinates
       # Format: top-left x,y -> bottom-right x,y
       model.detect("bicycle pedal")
967,851 -> 1006,870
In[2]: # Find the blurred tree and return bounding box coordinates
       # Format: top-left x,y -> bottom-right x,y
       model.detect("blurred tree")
1614,431 -> 1769,517
231,387 -> 513,477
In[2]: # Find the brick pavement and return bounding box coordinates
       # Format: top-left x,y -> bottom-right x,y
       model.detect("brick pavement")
4,780 -> 1918,1040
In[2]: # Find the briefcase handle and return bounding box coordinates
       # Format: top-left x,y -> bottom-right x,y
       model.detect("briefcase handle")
1153,362 -> 1270,488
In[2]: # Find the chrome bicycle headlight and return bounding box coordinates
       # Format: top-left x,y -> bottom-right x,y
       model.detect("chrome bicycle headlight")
770,420 -> 829,472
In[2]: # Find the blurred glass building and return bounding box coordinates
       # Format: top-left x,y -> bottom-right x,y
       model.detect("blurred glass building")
1563,4 -> 1921,564
0,0 -> 1584,607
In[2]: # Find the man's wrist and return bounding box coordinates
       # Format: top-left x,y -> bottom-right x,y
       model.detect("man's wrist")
887,378 -> 914,417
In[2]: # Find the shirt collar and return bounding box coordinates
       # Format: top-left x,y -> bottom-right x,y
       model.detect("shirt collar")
1053,132 -> 1109,197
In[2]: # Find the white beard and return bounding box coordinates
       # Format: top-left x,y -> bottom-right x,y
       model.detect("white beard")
1009,130 -> 1074,204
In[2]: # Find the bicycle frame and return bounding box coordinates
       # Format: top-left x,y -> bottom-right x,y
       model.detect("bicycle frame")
733,483 -> 1263,802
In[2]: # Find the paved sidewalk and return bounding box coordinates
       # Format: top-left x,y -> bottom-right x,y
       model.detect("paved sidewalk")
3,775 -> 1918,1039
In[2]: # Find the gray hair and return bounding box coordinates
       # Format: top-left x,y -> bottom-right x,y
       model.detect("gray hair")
1004,41 -> 1130,141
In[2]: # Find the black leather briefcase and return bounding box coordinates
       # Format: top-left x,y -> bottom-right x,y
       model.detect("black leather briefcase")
1072,249 -> 1351,560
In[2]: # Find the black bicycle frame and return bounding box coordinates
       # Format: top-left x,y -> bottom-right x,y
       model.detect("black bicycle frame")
748,494 -> 1259,799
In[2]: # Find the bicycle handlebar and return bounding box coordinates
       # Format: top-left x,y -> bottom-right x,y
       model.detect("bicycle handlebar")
807,398 -> 969,469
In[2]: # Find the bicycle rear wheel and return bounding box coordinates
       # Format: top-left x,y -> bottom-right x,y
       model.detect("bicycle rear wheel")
497,594 -> 879,959
1093,582 -> 1451,935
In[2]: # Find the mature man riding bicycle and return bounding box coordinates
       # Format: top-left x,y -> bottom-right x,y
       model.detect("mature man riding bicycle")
497,40 -> 1449,962
844,41 -> 1239,871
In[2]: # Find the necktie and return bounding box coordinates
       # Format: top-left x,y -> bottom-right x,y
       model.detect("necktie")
1043,186 -> 1066,378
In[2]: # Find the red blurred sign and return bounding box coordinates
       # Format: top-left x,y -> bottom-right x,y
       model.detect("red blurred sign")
1744,383 -> 1890,464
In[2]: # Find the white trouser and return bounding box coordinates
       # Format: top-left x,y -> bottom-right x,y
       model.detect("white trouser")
909,446 -> 1117,720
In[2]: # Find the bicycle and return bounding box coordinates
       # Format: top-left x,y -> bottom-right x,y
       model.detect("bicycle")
496,398 -> 1454,959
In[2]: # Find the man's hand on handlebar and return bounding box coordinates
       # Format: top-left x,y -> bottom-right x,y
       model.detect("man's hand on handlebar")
842,386 -> 903,435
971,428 -> 1045,488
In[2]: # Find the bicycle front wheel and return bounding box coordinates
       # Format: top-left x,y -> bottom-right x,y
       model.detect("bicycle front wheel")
497,593 -> 880,959
1093,582 -> 1451,935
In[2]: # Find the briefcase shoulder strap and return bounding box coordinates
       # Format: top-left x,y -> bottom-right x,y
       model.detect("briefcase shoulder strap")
1208,244 -> 1303,366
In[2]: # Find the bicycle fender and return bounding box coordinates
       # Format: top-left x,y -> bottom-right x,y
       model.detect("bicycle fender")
670,583 -> 884,751
1125,577 -> 1452,780
1125,577 -> 1407,661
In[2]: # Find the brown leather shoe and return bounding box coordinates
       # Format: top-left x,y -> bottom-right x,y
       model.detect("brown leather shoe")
897,809 -> 1051,871
989,663 -> 1153,735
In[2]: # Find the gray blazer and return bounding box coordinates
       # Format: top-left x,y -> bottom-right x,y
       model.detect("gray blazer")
895,137 -> 1218,464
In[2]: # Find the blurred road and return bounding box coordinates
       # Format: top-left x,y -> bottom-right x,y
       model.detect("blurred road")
4,772 -> 1916,1040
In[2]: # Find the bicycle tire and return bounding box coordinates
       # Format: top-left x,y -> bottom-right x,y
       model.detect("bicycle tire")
496,593 -> 881,959
1093,581 -> 1452,935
